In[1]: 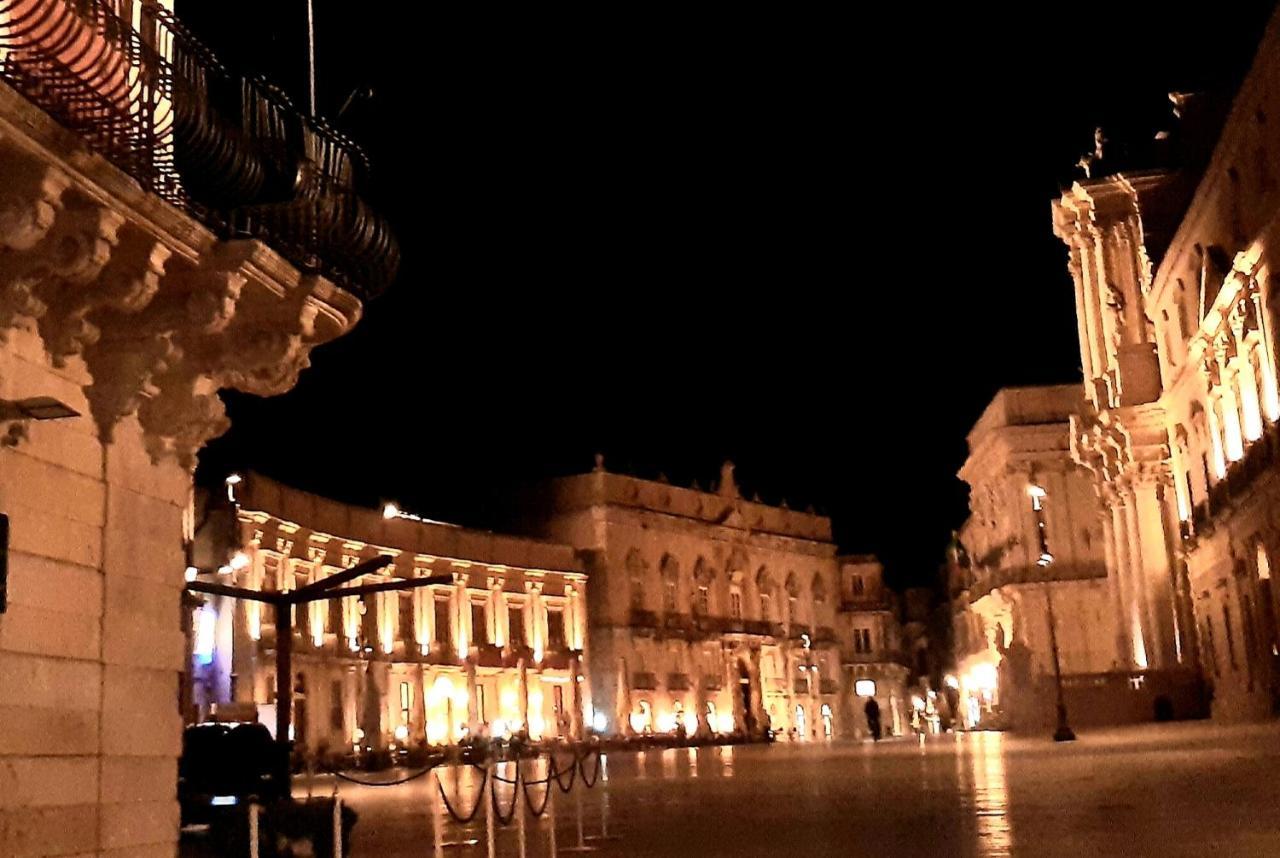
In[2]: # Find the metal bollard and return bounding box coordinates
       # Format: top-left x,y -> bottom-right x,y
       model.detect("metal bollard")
516,765 -> 527,858
332,796 -> 343,858
248,803 -> 260,858
431,769 -> 444,858
547,776 -> 558,857
485,761 -> 496,858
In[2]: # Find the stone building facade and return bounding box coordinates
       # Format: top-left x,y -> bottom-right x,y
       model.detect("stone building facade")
190,475 -> 590,756
1053,8 -> 1280,722
0,1 -> 397,854
530,461 -> 848,741
951,386 -> 1127,729
834,556 -> 910,738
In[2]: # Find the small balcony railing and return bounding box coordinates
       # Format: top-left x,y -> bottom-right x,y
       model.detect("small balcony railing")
0,0 -> 398,299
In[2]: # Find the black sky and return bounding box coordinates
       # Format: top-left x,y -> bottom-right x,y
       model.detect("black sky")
186,3 -> 1278,589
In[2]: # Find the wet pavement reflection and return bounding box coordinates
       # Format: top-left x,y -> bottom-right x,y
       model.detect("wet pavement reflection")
292,721 -> 1280,857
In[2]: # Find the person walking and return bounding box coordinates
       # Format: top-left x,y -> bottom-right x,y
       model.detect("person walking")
864,697 -> 882,741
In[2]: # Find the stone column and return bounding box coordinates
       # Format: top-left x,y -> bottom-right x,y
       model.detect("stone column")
1112,496 -> 1147,668
1130,478 -> 1179,670
1100,506 -> 1130,667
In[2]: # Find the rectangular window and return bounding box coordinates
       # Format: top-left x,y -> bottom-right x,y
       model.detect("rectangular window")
509,603 -> 526,647
854,629 -> 872,654
547,609 -> 566,651
730,591 -> 742,620
399,594 -> 415,644
664,580 -> 677,612
471,601 -> 488,645
696,587 -> 710,616
330,680 -> 344,731
434,597 -> 451,646
852,576 -> 865,596
553,685 -> 564,714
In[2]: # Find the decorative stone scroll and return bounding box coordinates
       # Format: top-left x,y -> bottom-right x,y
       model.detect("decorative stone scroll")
0,128 -> 363,468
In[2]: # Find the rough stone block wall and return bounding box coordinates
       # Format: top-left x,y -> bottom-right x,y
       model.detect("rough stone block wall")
0,326 -> 186,857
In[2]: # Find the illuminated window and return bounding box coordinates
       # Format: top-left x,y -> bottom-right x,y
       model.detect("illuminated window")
854,679 -> 876,697
1258,543 -> 1272,581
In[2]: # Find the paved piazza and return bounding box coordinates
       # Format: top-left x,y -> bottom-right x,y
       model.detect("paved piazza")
284,722 -> 1280,857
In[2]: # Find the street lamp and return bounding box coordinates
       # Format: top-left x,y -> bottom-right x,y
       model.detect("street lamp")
1028,483 -> 1075,743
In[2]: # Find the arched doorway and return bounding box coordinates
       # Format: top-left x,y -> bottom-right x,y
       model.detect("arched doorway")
794,704 -> 807,740
820,703 -> 834,740
738,661 -> 755,733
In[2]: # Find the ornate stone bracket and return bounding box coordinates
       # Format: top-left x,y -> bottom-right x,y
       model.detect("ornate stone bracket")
0,127 -> 364,469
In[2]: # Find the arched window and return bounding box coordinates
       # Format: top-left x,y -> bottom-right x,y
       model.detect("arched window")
1257,542 -> 1272,581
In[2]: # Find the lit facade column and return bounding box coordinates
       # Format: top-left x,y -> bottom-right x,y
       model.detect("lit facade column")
1250,287 -> 1280,421
1099,507 -> 1131,668
1112,496 -> 1148,668
1130,477 -> 1179,669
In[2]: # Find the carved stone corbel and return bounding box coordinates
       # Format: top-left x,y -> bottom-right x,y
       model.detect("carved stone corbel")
0,155 -> 70,251
0,193 -> 122,336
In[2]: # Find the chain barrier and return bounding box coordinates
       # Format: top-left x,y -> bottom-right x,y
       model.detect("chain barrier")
319,763 -> 436,788
489,765 -> 522,826
436,766 -> 490,824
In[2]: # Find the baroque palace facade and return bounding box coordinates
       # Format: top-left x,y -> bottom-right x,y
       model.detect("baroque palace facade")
528,460 -> 909,741
190,475 -> 591,756
186,464 -> 916,750
1046,8 -> 1280,722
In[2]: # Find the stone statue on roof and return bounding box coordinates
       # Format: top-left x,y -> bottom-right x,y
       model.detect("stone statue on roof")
718,460 -> 739,499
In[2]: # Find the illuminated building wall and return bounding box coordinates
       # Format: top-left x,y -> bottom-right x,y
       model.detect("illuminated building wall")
834,556 -> 911,738
531,460 -> 847,741
193,474 -> 590,755
951,386 -> 1119,730
1053,11 -> 1280,721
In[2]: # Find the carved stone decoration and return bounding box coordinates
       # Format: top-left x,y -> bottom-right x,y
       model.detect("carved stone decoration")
37,221 -> 171,365
0,155 -> 70,251
0,193 -> 122,336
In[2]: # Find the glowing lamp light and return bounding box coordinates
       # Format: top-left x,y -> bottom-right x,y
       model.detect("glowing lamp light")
382,503 -> 400,520
394,724 -> 409,742
682,710 -> 699,735
493,719 -> 511,739
193,605 -> 216,665
353,728 -> 365,742
217,565 -> 232,576
591,710 -> 609,733
629,712 -> 647,733
911,695 -> 926,712
184,566 -> 198,583
224,473 -> 243,486
970,662 -> 998,692
656,712 -> 678,733
229,551 -> 250,571
854,679 -> 877,698
944,674 -> 959,690
716,712 -> 736,734
1037,552 -> 1054,567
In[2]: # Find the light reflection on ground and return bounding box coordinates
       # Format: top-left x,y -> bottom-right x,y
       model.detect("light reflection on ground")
267,722 -> 1280,857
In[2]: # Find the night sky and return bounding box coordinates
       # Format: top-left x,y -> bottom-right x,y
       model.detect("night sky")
187,3 -> 1277,589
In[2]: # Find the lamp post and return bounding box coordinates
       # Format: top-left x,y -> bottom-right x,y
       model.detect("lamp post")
1028,483 -> 1075,743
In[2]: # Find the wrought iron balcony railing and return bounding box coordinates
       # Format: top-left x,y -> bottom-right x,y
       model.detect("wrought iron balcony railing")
0,0 -> 398,299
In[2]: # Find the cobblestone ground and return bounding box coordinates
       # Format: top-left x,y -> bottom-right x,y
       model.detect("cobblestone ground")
184,721 -> 1280,857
